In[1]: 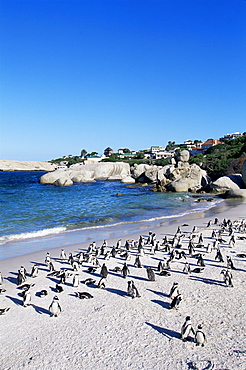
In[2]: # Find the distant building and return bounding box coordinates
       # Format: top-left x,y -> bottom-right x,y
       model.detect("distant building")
150,146 -> 166,154
201,139 -> 221,150
220,132 -> 243,141
104,147 -> 114,157
190,139 -> 221,155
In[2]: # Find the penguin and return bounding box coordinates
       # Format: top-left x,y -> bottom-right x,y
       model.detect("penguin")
183,262 -> 191,274
30,264 -> 38,278
97,277 -> 106,289
226,256 -> 236,270
73,273 -> 80,288
134,256 -> 142,268
112,266 -> 121,273
49,296 -> 62,317
68,253 -> 74,266
127,281 -> 141,298
206,243 -> 212,253
87,267 -> 97,274
72,261 -> 78,271
181,316 -> 195,341
60,249 -> 67,260
55,284 -> 64,293
100,263 -> 108,279
48,261 -> 55,272
221,269 -> 233,287
17,283 -> 35,291
23,290 -> 31,307
157,261 -> 164,272
84,278 -> 96,286
0,271 -> 3,285
38,290 -> 48,298
0,307 -> 10,315
160,270 -> 171,276
0,288 -> 6,294
197,254 -> 205,267
169,282 -> 179,299
191,267 -> 204,273
59,269 -> 68,284
146,267 -> 155,281
76,292 -> 93,299
17,266 -> 27,286
169,293 -> 183,310
45,253 -> 51,266
195,325 -> 206,346
215,248 -> 224,263
111,247 -> 117,258
122,263 -> 130,279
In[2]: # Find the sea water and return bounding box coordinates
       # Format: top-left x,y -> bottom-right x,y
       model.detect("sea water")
0,171 -> 222,259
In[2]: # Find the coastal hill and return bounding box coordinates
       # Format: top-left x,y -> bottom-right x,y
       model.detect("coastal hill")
0,160 -> 55,172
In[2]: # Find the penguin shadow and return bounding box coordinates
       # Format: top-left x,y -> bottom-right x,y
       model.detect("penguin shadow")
130,275 -> 148,282
33,304 -> 51,315
151,299 -> 170,310
106,287 -> 126,297
146,289 -> 169,298
30,261 -> 47,267
47,276 -> 60,284
5,276 -> 17,285
145,322 -> 180,339
6,295 -> 22,306
189,276 -> 223,286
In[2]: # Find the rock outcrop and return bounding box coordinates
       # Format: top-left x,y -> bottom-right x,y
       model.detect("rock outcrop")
39,162 -> 132,186
0,160 -> 55,172
207,174 -> 245,194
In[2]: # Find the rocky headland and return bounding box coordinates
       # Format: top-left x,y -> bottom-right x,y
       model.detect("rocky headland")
0,160 -> 55,172
38,150 -> 246,198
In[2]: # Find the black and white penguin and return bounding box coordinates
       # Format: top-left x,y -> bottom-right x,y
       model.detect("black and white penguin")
146,267 -> 155,281
0,271 -> 3,285
38,289 -> 48,298
181,316 -> 195,341
73,273 -> 80,288
169,293 -> 183,310
195,325 -> 206,346
55,284 -> 64,293
30,264 -> 38,278
127,281 -> 141,298
134,256 -> 142,268
226,256 -> 236,270
17,267 -> 27,286
122,263 -> 130,279
76,292 -> 93,299
84,278 -> 96,286
100,263 -> 108,279
169,282 -> 179,299
60,249 -> 67,260
221,269 -> 233,287
23,290 -> 31,307
0,307 -> 10,315
97,277 -> 106,289
183,262 -> 191,274
49,296 -> 62,317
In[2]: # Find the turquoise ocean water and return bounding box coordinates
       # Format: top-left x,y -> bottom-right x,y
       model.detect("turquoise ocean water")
0,171 -> 222,259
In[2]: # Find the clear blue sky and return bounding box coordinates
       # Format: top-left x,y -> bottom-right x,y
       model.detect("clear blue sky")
1,0 -> 245,161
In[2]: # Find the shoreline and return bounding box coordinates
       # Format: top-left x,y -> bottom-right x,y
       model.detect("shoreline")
1,198 -> 245,266
0,197 -> 238,261
0,199 -> 245,369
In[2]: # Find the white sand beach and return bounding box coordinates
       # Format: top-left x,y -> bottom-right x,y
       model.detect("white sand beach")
0,202 -> 246,370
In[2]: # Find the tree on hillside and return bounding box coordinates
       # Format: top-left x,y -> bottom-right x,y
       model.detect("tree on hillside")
80,149 -> 87,158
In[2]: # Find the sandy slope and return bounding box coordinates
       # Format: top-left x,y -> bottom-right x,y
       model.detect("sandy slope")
0,204 -> 246,370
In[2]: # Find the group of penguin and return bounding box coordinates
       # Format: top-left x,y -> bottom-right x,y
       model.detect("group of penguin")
1,215 -> 246,347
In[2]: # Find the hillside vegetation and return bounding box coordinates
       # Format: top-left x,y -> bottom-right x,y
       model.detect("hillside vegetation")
189,133 -> 246,180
